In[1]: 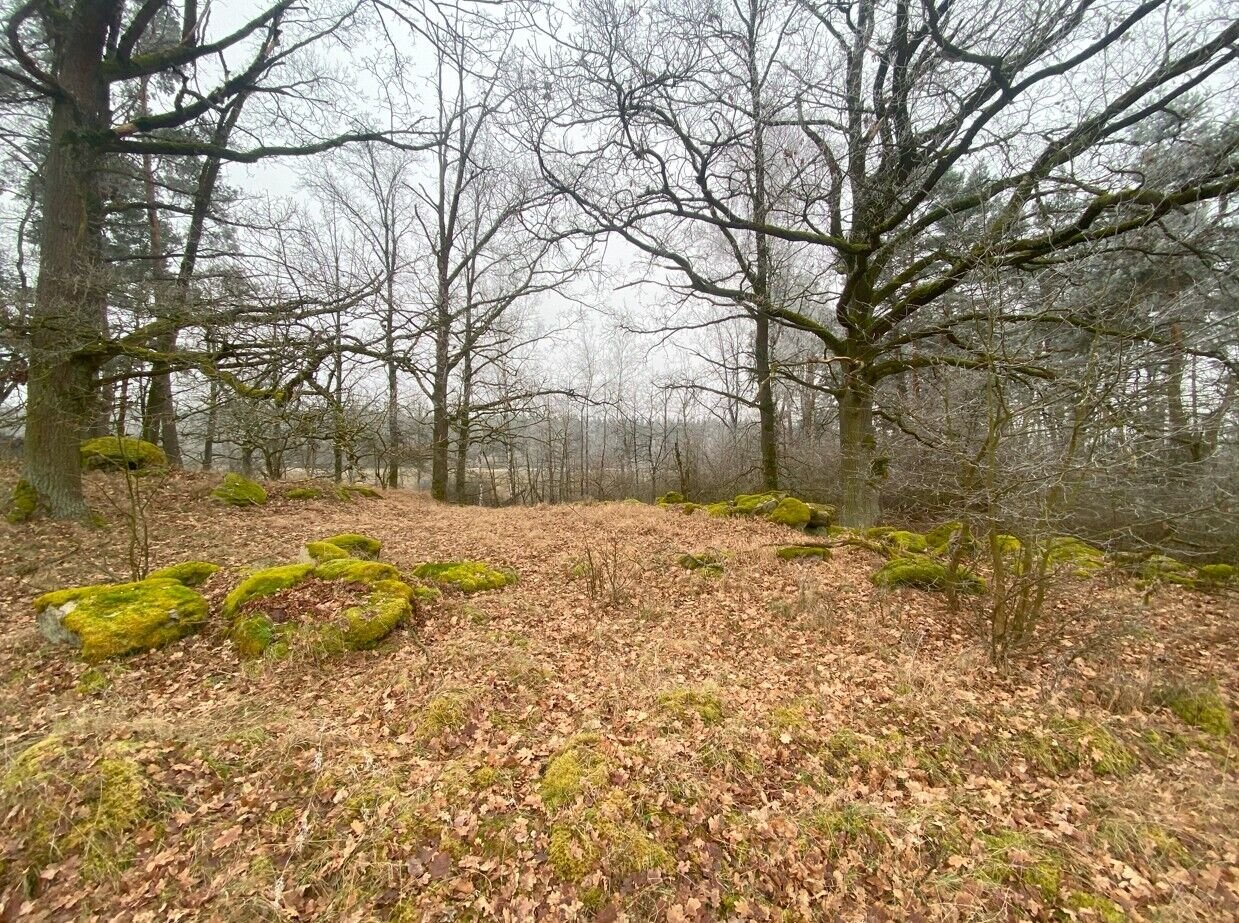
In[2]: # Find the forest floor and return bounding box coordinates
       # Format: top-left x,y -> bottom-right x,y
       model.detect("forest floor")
0,471 -> 1235,923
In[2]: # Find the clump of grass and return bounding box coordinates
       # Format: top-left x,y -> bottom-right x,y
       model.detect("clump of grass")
1019,718 -> 1135,776
977,829 -> 1063,901
657,686 -> 725,725
413,691 -> 472,741
539,734 -> 608,810
1066,890 -> 1127,921
805,803 -> 889,861
1151,683 -> 1232,737
0,735 -> 151,882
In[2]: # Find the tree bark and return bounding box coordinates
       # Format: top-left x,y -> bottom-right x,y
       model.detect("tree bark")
23,0 -> 116,519
838,371 -> 882,527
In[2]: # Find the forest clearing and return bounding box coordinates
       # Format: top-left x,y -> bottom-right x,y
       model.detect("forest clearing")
0,472 -> 1234,922
2,0 -> 1238,919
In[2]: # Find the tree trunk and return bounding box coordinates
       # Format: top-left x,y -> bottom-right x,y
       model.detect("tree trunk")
430,363 -> 451,500
23,0 -> 115,519
755,309 -> 779,490
838,373 -> 882,527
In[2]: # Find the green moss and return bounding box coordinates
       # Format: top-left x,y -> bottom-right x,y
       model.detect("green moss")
732,491 -> 784,514
925,521 -> 976,555
978,829 -> 1062,901
75,666 -> 110,695
806,804 -> 889,860
6,479 -> 39,523
320,533 -> 382,558
1134,553 -> 1193,585
1066,891 -> 1127,922
78,756 -> 145,879
548,822 -> 597,880
776,544 -> 832,561
147,561 -> 220,587
35,579 -> 209,660
768,497 -> 812,529
314,558 -> 401,584
222,563 -> 314,617
1196,563 -> 1235,584
705,501 -> 732,517
1152,684 -> 1232,737
286,486 -> 325,500
540,735 -> 607,810
80,436 -> 167,471
334,587 -> 411,650
232,613 -> 277,658
548,812 -> 671,883
0,737 -> 148,881
806,503 -> 835,529
413,560 -> 517,593
414,692 -> 471,741
344,484 -> 382,498
656,490 -> 686,505
657,687 -> 724,725
866,528 -> 928,554
1020,718 -> 1135,776
1046,536 -> 1106,576
871,556 -> 985,593
678,551 -> 724,574
211,472 -> 268,506
304,540 -> 349,562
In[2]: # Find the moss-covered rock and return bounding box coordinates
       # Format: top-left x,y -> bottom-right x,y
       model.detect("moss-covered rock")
768,496 -> 812,529
211,472 -> 268,506
866,527 -> 929,554
286,486 -> 325,500
732,491 -> 784,515
656,490 -> 686,505
80,436 -> 167,471
225,558 -> 420,658
319,532 -> 382,558
678,551 -> 725,574
776,544 -> 832,561
1196,563 -> 1236,584
6,478 -> 39,524
338,484 -> 381,499
222,562 -> 315,617
34,579 -> 208,660
413,560 -> 517,593
324,585 -> 412,652
302,540 -> 350,563
314,558 -> 401,584
1046,536 -> 1106,576
871,556 -> 985,593
232,613 -> 277,659
147,561 -> 220,587
1138,553 -> 1193,585
925,520 -> 975,555
806,503 -> 835,529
